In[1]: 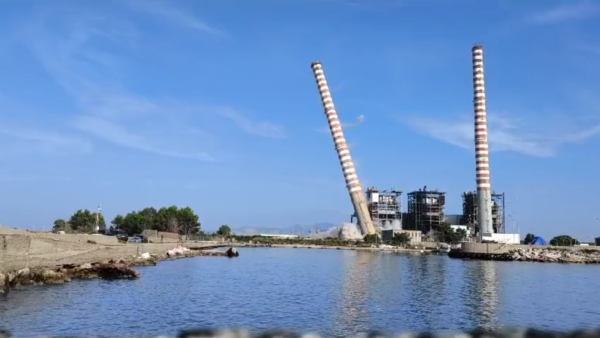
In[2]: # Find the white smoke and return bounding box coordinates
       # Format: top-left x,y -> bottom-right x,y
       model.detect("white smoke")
338,222 -> 363,240
376,219 -> 402,231
343,115 -> 365,128
313,222 -> 364,240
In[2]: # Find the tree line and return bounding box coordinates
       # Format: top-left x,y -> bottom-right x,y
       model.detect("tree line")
53,209 -> 106,234
52,206 -> 201,236
524,233 -> 581,246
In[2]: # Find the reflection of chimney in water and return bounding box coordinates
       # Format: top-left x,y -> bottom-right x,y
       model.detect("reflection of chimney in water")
310,61 -> 376,236
471,45 -> 494,239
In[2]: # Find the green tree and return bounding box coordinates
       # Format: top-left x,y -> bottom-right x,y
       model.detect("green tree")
120,211 -> 147,236
112,214 -> 124,230
435,222 -> 466,244
68,209 -> 106,233
53,219 -> 67,232
216,225 -> 232,237
455,228 -> 467,243
178,207 -> 201,235
524,233 -> 536,244
363,234 -> 379,244
155,206 -> 180,232
139,207 -> 158,231
550,235 -> 578,246
391,232 -> 411,246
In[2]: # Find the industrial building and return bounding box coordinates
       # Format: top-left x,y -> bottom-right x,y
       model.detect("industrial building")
461,191 -> 505,234
404,186 -> 446,234
365,187 -> 402,229
308,46 -> 513,243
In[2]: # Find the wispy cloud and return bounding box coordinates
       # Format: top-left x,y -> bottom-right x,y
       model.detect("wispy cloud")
527,1 -> 600,25
21,16 -> 219,161
123,1 -> 225,36
218,107 -> 286,139
403,113 -> 600,157
0,174 -> 40,183
72,115 -> 215,161
0,123 -> 92,157
17,9 -> 270,161
315,114 -> 365,134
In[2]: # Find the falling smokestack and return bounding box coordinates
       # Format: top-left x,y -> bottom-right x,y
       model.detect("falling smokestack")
310,61 -> 376,236
471,45 -> 494,239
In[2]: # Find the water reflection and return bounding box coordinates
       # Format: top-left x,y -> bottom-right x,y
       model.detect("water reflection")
2,249 -> 600,337
464,260 -> 500,330
333,251 -> 377,336
333,251 -> 501,333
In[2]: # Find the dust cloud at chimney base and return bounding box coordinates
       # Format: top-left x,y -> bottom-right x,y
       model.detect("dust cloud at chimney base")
314,220 -> 401,240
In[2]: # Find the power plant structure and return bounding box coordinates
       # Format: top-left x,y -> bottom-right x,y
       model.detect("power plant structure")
403,187 -> 446,234
308,45 -> 509,242
310,61 -> 376,236
461,191 -> 506,234
365,187 -> 403,229
471,45 -> 495,239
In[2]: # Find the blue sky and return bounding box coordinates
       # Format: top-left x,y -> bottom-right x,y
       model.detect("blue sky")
0,1 -> 599,239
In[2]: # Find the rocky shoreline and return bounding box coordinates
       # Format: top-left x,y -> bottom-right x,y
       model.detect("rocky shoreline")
509,248 -> 600,263
0,246 -> 239,294
450,247 -> 600,264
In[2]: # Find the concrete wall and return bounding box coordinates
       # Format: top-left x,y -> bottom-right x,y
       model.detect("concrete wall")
158,231 -> 180,240
0,234 -> 190,272
0,226 -> 119,245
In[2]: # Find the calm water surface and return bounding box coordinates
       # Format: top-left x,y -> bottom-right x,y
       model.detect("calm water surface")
1,248 -> 600,336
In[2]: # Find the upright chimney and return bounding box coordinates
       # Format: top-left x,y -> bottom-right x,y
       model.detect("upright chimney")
471,45 -> 494,239
310,61 -> 376,236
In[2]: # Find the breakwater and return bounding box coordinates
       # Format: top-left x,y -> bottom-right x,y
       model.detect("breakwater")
0,245 -> 238,293
449,243 -> 600,263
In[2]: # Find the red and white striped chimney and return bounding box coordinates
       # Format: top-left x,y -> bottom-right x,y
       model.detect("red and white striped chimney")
472,45 -> 494,238
310,61 -> 376,236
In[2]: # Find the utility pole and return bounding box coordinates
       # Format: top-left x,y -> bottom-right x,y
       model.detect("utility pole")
95,204 -> 102,233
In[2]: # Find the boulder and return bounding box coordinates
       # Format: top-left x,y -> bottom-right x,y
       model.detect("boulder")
226,247 -> 239,258
31,269 -> 66,284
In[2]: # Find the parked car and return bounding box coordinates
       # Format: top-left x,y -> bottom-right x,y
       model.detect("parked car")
129,236 -> 142,243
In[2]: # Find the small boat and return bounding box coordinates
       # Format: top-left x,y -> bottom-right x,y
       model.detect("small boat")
432,247 -> 451,255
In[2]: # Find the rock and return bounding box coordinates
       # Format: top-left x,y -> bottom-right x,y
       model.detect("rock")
78,263 -> 93,270
133,253 -> 158,266
508,247 -> 600,264
226,247 -> 239,258
31,269 -> 66,284
166,246 -> 190,257
69,263 -> 140,280
0,273 -> 8,294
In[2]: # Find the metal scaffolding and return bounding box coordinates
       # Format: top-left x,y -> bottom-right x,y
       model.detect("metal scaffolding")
405,186 -> 446,234
461,191 -> 505,234
365,187 -> 402,229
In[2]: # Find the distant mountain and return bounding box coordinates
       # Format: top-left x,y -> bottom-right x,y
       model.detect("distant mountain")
232,222 -> 337,236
